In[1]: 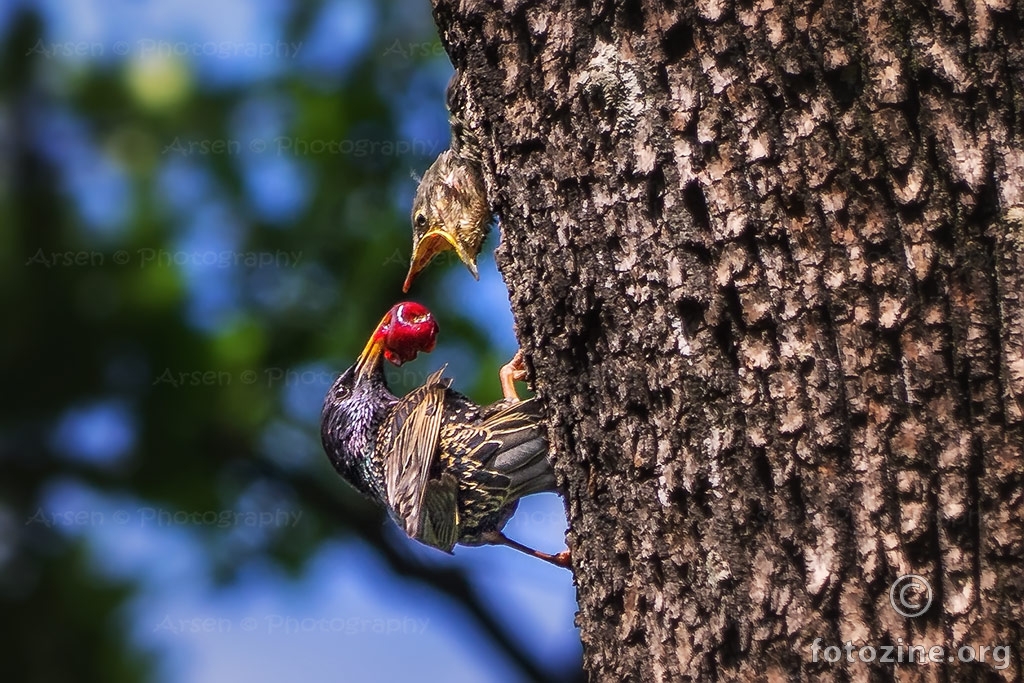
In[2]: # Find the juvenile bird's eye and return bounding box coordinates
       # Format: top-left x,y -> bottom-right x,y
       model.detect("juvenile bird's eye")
415,212 -> 427,228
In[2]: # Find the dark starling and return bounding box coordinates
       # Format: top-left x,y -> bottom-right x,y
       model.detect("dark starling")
321,302 -> 569,567
403,72 -> 490,292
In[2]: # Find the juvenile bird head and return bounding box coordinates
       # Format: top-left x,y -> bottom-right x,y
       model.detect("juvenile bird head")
403,150 -> 490,292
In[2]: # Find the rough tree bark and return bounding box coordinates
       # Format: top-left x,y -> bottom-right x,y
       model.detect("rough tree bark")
431,1 -> 1024,680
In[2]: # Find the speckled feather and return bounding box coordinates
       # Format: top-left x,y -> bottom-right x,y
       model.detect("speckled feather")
410,150 -> 490,262
404,71 -> 492,291
379,367 -> 554,552
445,70 -> 481,163
322,364 -> 554,554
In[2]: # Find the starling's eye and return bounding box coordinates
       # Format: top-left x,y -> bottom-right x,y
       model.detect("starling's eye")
414,212 -> 427,228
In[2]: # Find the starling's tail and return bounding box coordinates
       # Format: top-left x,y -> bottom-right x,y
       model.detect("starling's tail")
477,398 -> 556,499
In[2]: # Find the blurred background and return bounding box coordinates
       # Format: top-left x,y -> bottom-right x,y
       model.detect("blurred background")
0,0 -> 580,681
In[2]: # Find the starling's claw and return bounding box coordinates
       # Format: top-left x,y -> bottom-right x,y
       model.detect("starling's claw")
499,350 -> 529,401
479,531 -> 572,570
548,550 -> 572,568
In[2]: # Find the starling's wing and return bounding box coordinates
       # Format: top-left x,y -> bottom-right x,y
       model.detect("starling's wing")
417,473 -> 460,553
384,367 -> 450,543
444,398 -> 555,501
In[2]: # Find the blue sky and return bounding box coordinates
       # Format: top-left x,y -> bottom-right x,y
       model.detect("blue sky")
18,0 -> 581,680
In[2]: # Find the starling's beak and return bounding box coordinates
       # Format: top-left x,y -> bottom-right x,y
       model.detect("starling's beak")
402,228 -> 479,293
354,311 -> 391,381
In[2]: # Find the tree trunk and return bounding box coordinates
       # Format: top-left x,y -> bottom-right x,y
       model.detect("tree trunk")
431,1 -> 1024,680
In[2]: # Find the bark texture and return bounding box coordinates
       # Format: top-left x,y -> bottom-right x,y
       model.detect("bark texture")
431,0 -> 1024,680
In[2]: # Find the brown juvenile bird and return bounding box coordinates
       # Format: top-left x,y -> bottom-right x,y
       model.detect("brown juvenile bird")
403,72 -> 490,293
321,301 -> 568,567
401,71 -> 533,396
403,150 -> 489,292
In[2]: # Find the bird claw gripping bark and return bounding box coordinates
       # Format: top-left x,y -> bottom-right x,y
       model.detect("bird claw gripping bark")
478,531 -> 572,569
499,350 -> 530,400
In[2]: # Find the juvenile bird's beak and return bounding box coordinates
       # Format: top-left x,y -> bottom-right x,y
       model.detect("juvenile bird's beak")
402,228 -> 479,292
354,311 -> 391,381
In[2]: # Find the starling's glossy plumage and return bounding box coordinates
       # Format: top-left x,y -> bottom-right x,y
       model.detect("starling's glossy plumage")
321,302 -> 566,566
403,72 -> 490,292
375,368 -> 555,552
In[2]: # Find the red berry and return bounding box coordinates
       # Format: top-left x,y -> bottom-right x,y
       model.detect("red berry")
381,302 -> 439,365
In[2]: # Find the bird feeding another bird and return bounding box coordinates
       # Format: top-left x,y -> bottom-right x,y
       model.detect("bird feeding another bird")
321,302 -> 569,568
